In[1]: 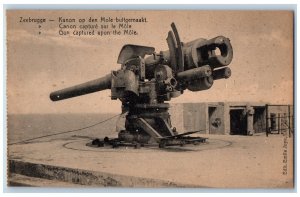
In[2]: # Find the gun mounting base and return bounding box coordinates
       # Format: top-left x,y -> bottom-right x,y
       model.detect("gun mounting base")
86,133 -> 207,149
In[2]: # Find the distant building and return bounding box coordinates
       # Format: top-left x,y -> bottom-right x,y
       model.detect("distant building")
169,102 -> 293,135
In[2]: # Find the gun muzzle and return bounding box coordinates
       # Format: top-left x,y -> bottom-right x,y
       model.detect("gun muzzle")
212,67 -> 231,80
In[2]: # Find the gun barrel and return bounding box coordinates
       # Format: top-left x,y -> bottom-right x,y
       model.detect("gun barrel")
50,74 -> 111,101
176,66 -> 212,81
187,76 -> 214,92
212,67 -> 231,80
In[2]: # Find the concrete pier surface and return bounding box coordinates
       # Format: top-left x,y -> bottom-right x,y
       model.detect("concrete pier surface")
7,133 -> 294,188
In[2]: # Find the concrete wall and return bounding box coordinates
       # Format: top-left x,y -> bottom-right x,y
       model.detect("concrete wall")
169,103 -> 184,133
170,102 -> 227,134
182,103 -> 207,134
207,102 -> 226,135
169,102 -> 292,135
224,103 -> 231,134
169,103 -> 208,134
267,105 -> 290,114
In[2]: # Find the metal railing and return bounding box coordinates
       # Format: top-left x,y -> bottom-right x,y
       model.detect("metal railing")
265,104 -> 293,137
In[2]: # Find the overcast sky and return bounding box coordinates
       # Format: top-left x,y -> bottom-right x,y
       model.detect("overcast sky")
7,10 -> 293,114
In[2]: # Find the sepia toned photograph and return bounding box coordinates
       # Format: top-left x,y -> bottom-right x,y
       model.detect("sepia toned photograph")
6,9 -> 294,189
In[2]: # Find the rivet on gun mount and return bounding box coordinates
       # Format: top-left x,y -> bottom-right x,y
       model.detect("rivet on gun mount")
50,23 -> 233,148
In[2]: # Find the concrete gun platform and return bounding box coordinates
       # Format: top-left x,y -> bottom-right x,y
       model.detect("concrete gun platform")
8,134 -> 294,188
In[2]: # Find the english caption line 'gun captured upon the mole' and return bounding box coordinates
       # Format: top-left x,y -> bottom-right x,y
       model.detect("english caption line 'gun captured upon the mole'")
50,23 -> 233,148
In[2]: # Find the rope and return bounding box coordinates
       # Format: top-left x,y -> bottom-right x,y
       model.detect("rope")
8,113 -> 122,146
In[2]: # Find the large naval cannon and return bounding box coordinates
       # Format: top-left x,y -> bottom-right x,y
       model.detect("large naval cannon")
50,23 -> 233,148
